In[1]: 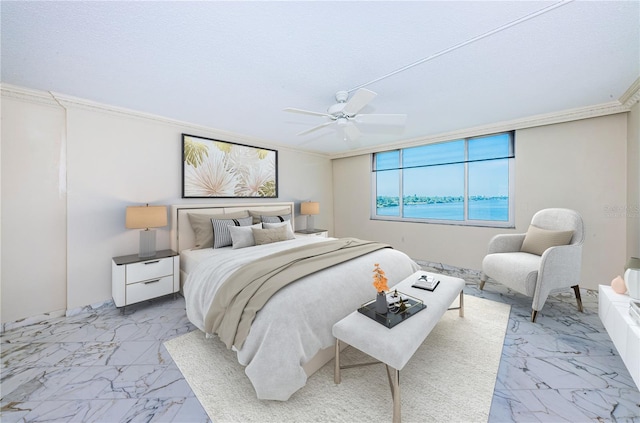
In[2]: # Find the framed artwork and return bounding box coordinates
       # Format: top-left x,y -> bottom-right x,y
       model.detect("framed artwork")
182,134 -> 278,198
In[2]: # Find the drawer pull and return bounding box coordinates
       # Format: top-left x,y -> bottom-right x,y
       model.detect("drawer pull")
144,279 -> 161,285
144,260 -> 160,265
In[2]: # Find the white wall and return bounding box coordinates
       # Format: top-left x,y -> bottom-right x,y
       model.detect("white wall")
1,87 -> 333,323
333,113 -> 630,291
1,83 -> 634,323
627,101 -> 640,258
1,94 -> 68,321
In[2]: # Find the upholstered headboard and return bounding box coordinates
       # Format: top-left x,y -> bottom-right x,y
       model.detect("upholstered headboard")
170,202 -> 295,253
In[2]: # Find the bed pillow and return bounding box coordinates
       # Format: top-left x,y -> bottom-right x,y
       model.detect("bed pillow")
520,225 -> 574,256
228,223 -> 262,249
188,211 -> 249,249
262,221 -> 295,239
252,225 -> 295,246
260,213 -> 292,225
249,208 -> 291,224
211,216 -> 253,249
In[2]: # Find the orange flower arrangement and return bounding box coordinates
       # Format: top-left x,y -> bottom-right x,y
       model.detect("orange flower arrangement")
372,263 -> 389,293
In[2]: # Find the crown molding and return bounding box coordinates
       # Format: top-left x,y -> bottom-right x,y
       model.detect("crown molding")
0,83 -> 327,158
329,100 -> 631,159
1,83 -> 61,108
4,82 -> 635,161
619,76 -> 640,108
47,91 -> 316,156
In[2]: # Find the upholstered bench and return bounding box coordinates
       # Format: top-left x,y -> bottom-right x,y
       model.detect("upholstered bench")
332,271 -> 465,423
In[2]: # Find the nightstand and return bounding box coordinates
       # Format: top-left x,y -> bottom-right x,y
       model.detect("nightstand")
295,229 -> 329,238
112,249 -> 180,308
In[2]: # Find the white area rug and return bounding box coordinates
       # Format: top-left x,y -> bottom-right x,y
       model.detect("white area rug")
164,295 -> 510,422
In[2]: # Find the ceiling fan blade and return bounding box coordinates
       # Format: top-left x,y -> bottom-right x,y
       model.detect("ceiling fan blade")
296,120 -> 335,136
283,107 -> 332,118
344,137 -> 362,149
353,113 -> 407,126
342,88 -> 377,116
342,123 -> 361,143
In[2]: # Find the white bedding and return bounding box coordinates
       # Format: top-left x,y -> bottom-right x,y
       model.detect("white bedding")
180,246 -> 226,275
183,236 -> 420,401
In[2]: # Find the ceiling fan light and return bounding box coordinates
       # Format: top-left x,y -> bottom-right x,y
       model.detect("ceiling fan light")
335,91 -> 349,103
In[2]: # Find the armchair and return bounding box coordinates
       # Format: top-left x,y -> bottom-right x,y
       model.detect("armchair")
479,208 -> 584,322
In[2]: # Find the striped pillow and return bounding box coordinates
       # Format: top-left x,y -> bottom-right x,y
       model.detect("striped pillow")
260,213 -> 291,224
211,216 -> 253,249
188,211 -> 249,249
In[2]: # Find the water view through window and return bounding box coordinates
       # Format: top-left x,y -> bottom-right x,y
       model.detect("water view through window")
374,132 -> 513,225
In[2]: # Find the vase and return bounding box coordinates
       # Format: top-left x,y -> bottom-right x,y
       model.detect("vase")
611,275 -> 627,294
375,291 -> 387,314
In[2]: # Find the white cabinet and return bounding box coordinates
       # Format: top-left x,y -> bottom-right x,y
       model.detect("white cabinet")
112,250 -> 179,308
599,285 -> 640,390
295,229 -> 329,238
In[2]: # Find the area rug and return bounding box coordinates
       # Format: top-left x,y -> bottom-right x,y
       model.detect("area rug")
164,294 -> 510,422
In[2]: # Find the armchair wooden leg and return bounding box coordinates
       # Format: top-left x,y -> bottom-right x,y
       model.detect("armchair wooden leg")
531,309 -> 538,323
479,274 -> 486,290
572,285 -> 584,313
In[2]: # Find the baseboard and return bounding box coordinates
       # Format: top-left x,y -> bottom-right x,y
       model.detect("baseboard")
65,299 -> 115,317
1,299 -> 115,334
1,309 -> 67,333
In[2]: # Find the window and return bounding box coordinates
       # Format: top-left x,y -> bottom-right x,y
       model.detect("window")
372,132 -> 514,227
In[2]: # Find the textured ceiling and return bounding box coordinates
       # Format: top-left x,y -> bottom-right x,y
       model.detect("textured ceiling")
2,1 -> 639,155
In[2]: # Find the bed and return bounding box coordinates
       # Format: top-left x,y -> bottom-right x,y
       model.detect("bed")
171,202 -> 420,401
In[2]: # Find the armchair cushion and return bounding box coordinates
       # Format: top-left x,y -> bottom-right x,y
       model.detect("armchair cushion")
520,225 -> 573,256
483,252 -> 541,296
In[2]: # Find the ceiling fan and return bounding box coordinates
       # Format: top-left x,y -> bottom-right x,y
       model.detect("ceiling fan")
283,88 -> 406,148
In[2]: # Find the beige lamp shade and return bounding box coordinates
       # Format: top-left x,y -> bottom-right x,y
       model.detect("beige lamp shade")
301,201 -> 320,215
126,205 -> 167,229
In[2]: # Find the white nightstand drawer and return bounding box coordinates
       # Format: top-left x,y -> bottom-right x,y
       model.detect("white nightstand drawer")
126,275 -> 174,304
126,257 -> 173,284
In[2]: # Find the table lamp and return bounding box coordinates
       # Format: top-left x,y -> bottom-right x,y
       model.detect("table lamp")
126,204 -> 167,257
301,201 -> 319,231
624,257 -> 640,300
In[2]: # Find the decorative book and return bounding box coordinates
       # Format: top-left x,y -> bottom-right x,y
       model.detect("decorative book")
412,274 -> 440,291
358,291 -> 426,328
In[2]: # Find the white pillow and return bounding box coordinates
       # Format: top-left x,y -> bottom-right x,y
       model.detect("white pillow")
228,223 -> 262,249
262,221 -> 295,239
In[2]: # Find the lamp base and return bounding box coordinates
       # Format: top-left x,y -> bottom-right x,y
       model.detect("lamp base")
306,215 -> 315,232
625,268 -> 640,300
139,229 -> 157,258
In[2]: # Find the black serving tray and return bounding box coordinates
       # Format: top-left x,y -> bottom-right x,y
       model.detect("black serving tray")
358,292 -> 426,328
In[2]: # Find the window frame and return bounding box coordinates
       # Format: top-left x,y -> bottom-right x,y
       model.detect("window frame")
371,132 -> 515,228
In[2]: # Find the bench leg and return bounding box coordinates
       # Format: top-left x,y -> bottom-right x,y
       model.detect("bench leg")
334,339 -> 341,384
447,290 -> 465,317
386,365 -> 401,423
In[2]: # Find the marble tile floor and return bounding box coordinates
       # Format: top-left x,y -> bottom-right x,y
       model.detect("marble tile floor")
421,263 -> 640,423
1,266 -> 639,422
